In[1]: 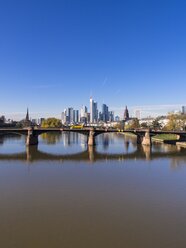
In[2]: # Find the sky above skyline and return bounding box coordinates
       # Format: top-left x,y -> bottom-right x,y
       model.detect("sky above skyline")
0,0 -> 186,120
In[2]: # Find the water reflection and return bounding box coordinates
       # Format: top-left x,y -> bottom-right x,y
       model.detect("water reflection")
1,134 -> 186,248
0,133 -> 186,167
39,132 -> 87,155
0,133 -> 25,154
41,132 -> 61,144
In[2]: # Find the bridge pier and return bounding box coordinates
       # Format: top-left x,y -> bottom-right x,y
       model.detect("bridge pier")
136,130 -> 152,146
26,128 -> 38,146
142,130 -> 152,146
142,145 -> 152,160
26,145 -> 38,161
137,134 -> 143,144
88,146 -> 95,162
88,128 -> 96,146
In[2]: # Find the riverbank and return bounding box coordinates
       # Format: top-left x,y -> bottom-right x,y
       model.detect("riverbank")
176,142 -> 186,148
152,134 -> 178,144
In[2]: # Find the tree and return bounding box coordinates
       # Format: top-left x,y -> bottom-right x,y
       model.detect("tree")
140,122 -> 148,129
41,118 -> 62,128
126,118 -> 140,130
151,119 -> 162,130
164,114 -> 186,131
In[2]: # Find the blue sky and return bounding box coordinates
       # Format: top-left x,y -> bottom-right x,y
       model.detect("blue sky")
0,0 -> 186,120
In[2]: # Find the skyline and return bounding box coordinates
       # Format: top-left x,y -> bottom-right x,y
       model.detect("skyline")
2,102 -> 186,121
1,0 -> 186,118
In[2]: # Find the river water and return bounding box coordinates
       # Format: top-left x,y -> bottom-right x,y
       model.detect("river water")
0,132 -> 186,248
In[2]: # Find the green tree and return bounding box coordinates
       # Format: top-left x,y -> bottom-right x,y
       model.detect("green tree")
126,118 -> 140,130
41,118 -> 62,128
151,119 -> 162,130
140,122 -> 148,128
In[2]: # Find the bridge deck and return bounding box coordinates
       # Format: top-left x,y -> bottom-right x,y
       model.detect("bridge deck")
0,127 -> 186,136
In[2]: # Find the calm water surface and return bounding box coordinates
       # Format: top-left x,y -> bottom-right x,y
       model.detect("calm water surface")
0,133 -> 186,248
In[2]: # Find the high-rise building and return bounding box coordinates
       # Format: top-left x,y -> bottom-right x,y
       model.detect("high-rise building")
109,111 -> 114,122
67,107 -> 74,123
90,97 -> 94,123
80,105 -> 87,118
94,101 -> 98,122
38,118 -> 45,126
182,106 -> 186,115
115,116 -> 120,122
74,110 -> 79,123
99,111 -> 103,122
102,104 -> 109,122
61,111 -> 66,124
90,97 -> 98,123
62,108 -> 79,125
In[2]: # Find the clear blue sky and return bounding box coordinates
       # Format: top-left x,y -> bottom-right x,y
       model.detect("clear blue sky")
0,0 -> 186,119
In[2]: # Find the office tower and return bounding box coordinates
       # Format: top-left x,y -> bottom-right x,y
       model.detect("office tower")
102,104 -> 109,122
67,107 -> 74,124
109,111 -> 114,122
90,97 -> 98,123
90,97 -> 94,123
94,101 -> 98,122
182,106 -> 186,115
61,111 -> 66,124
74,110 -> 79,123
99,111 -> 103,122
80,105 -> 87,118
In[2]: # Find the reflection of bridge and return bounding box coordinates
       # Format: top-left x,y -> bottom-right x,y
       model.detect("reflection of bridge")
0,127 -> 186,146
0,145 -> 186,163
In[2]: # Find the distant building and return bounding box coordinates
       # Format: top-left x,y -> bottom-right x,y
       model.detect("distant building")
80,105 -> 88,123
135,110 -> 141,119
182,106 -> 186,115
115,116 -> 120,122
67,107 -> 74,124
22,108 -> 32,127
139,117 -> 155,127
109,111 -> 114,122
31,119 -> 37,125
62,108 -> 79,125
38,118 -> 45,126
74,110 -> 79,123
80,105 -> 87,118
87,112 -> 90,123
102,104 -> 109,122
90,97 -> 98,123
124,106 -> 129,120
0,115 -> 5,125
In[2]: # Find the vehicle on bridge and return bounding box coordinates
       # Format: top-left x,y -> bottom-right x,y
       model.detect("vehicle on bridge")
70,124 -> 84,129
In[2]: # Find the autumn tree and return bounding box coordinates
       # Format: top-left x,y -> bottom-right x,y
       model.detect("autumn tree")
41,118 -> 62,128
164,114 -> 186,131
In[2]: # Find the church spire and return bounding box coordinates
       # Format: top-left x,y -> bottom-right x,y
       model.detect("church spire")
26,108 -> 29,121
124,106 -> 129,120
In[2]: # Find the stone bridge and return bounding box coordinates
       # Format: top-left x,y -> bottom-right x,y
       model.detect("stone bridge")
0,127 -> 186,146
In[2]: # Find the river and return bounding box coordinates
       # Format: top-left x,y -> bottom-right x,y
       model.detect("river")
0,132 -> 186,248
